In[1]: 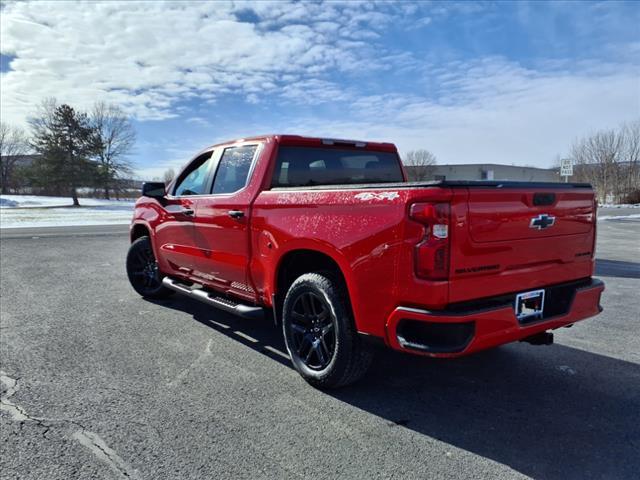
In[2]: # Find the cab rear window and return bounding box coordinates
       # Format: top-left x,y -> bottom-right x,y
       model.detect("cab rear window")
271,147 -> 403,188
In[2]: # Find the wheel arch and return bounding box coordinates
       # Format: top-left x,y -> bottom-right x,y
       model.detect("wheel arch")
273,247 -> 358,326
130,222 -> 151,243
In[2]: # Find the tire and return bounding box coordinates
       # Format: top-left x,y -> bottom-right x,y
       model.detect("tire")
282,272 -> 373,389
126,236 -> 174,299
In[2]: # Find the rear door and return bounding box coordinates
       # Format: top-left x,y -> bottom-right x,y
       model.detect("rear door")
153,150 -> 215,276
190,143 -> 261,301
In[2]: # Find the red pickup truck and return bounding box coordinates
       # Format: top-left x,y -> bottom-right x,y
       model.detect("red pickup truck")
127,134 -> 604,388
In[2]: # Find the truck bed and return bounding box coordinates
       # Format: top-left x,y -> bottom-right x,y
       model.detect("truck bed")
257,178 -> 597,337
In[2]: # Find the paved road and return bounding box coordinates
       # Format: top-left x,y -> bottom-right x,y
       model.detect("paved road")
0,224 -> 128,240
1,220 -> 639,479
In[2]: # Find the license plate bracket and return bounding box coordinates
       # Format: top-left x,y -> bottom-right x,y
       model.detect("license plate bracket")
515,289 -> 545,322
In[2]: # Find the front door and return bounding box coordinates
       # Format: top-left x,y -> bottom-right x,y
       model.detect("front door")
153,150 -> 215,278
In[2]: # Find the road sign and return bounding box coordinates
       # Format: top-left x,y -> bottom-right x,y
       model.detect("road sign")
560,158 -> 573,177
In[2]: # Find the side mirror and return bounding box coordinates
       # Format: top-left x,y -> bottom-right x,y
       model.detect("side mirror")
142,182 -> 166,199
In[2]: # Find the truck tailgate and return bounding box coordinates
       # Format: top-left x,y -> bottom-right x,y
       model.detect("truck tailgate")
468,189 -> 594,242
448,186 -> 596,303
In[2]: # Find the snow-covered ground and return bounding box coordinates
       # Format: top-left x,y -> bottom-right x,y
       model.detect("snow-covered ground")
0,195 -> 134,228
0,194 -> 135,208
599,203 -> 640,209
598,214 -> 640,221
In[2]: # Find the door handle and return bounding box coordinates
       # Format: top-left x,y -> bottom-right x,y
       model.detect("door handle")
228,210 -> 244,219
165,204 -> 195,217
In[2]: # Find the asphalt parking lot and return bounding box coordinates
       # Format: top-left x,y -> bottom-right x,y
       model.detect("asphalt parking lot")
1,217 -> 639,479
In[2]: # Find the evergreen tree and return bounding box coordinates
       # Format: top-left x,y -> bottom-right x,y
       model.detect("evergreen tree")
30,102 -> 100,206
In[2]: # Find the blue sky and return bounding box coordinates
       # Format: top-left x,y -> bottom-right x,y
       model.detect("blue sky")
1,1 -> 639,179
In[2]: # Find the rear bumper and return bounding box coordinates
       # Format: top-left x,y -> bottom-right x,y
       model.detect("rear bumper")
385,278 -> 604,357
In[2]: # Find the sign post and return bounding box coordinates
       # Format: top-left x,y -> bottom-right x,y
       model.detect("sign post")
560,158 -> 573,183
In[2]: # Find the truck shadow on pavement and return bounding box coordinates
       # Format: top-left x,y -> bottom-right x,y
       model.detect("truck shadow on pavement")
149,296 -> 640,480
595,258 -> 640,279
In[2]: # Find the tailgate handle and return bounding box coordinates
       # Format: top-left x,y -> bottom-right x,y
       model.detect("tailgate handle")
533,193 -> 556,206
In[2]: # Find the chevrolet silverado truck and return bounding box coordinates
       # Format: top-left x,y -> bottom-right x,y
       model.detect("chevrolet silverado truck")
126,135 -> 604,388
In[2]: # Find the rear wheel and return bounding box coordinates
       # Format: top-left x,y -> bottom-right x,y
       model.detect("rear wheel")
126,236 -> 174,299
282,273 -> 373,389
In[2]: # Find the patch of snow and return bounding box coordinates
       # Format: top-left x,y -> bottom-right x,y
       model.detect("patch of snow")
597,214 -> 640,221
0,194 -> 135,208
599,203 -> 640,209
0,195 -> 134,228
0,207 -> 134,228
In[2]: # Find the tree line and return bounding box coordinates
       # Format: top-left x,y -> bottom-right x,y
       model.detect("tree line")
402,121 -> 640,204
569,121 -> 640,204
0,99 -> 135,205
2,104 -> 638,205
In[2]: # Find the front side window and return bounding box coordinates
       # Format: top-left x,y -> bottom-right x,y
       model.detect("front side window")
271,147 -> 404,187
174,151 -> 215,196
212,145 -> 258,194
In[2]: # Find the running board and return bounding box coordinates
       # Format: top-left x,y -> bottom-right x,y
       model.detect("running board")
162,277 -> 264,320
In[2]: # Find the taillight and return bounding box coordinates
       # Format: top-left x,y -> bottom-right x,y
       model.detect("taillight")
410,202 -> 450,280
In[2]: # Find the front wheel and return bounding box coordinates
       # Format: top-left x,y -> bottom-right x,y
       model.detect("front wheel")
282,273 -> 373,389
126,236 -> 174,299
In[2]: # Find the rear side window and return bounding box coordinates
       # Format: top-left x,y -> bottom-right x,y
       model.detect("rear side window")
271,147 -> 403,188
212,145 -> 258,194
173,151 -> 215,196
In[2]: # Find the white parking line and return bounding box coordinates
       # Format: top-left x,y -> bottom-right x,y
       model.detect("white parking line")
233,331 -> 259,343
263,346 -> 290,360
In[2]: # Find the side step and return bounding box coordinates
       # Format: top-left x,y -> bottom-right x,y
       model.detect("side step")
162,277 -> 264,320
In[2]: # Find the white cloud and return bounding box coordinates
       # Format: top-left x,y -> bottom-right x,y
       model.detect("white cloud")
245,93 -> 260,105
0,1 -> 400,124
407,16 -> 432,30
185,116 -> 212,127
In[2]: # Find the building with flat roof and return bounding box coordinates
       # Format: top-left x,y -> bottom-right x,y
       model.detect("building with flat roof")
405,163 -> 560,182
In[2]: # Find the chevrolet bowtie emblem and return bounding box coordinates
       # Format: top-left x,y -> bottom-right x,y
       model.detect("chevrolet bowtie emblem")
530,214 -> 556,230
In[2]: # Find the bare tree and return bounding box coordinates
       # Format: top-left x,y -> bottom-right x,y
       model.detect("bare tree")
0,122 -> 29,194
91,101 -> 135,199
571,122 -> 640,204
403,149 -> 437,181
28,98 -> 59,139
163,167 -> 175,185
571,131 -> 618,202
620,121 -> 640,202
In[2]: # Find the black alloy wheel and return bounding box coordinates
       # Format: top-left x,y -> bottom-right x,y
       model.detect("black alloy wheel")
289,291 -> 337,370
126,236 -> 174,299
282,273 -> 374,389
